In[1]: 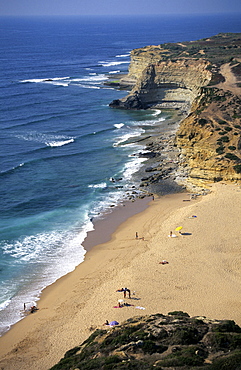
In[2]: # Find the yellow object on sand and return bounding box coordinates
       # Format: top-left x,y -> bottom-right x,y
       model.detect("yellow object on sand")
175,226 -> 183,231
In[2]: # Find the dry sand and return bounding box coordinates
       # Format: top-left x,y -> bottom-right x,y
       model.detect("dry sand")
0,182 -> 240,370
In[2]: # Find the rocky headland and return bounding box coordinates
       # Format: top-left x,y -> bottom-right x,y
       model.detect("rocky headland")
108,33 -> 241,191
50,311 -> 241,369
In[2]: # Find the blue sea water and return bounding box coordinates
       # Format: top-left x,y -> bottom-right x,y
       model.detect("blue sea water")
0,13 -> 240,335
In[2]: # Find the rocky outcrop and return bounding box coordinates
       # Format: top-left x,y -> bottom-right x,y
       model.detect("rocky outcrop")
50,311 -> 241,370
109,59 -> 212,111
109,34 -> 241,189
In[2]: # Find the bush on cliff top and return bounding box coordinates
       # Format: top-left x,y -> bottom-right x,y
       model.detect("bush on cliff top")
49,313 -> 241,370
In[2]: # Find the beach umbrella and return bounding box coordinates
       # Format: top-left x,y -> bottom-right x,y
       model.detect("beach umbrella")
175,226 -> 183,231
109,321 -> 119,326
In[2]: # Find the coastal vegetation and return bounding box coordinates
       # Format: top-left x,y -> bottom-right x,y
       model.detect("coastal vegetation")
50,312 -> 241,369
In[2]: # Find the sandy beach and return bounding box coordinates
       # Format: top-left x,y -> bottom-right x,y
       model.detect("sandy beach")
0,182 -> 240,370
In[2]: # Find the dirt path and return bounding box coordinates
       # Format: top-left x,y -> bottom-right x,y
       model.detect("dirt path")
217,63 -> 241,96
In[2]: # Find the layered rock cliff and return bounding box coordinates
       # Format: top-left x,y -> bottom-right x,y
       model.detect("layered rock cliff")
109,33 -> 241,189
110,57 -> 212,112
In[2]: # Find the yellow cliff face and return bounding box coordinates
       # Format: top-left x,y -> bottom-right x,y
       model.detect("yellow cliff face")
175,88 -> 241,188
112,35 -> 241,189
125,52 -> 212,109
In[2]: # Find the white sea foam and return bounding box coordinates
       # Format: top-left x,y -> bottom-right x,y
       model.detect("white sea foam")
0,299 -> 11,311
113,127 -> 145,147
114,123 -> 125,129
109,70 -> 120,74
78,84 -> 101,89
99,61 -> 129,67
46,139 -> 74,147
131,117 -> 166,127
88,182 -> 107,189
20,77 -> 70,87
72,74 -> 107,83
15,132 -> 75,147
122,156 -> 147,181
116,54 -> 130,58
151,109 -> 162,116
0,217 -> 91,336
1,230 -> 87,334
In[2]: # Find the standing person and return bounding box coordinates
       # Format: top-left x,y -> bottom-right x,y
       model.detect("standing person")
127,288 -> 131,298
135,232 -> 138,239
124,287 -> 131,298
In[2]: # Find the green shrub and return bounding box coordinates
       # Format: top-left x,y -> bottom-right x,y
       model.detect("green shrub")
212,320 -> 241,333
156,346 -> 205,367
168,311 -> 190,318
199,118 -> 208,126
234,164 -> 241,173
218,120 -> 227,125
225,153 -> 239,161
228,146 -> 236,151
142,340 -> 167,354
171,326 -> 201,345
104,355 -> 122,365
219,136 -> 230,142
224,126 -> 233,131
210,350 -> 241,370
216,146 -> 225,154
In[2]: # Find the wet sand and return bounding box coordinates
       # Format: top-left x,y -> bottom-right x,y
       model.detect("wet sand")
0,182 -> 240,370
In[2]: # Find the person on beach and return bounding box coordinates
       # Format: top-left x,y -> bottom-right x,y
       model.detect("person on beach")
168,231 -> 177,238
123,287 -> 131,298
116,287 -> 131,298
30,305 -> 38,313
118,299 -> 124,307
135,232 -> 138,239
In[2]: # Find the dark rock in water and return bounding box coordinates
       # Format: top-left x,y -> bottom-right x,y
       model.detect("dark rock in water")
50,312 -> 241,370
109,92 -> 144,110
138,152 -> 157,158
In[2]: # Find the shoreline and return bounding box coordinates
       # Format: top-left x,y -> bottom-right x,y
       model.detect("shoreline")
0,103 -> 186,340
0,106 -> 184,338
0,182 -> 240,370
82,195 -> 153,251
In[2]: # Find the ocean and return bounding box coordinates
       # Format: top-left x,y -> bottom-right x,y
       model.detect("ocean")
0,13 -> 240,336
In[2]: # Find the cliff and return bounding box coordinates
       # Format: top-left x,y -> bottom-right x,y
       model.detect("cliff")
109,33 -> 241,189
50,312 -> 241,370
